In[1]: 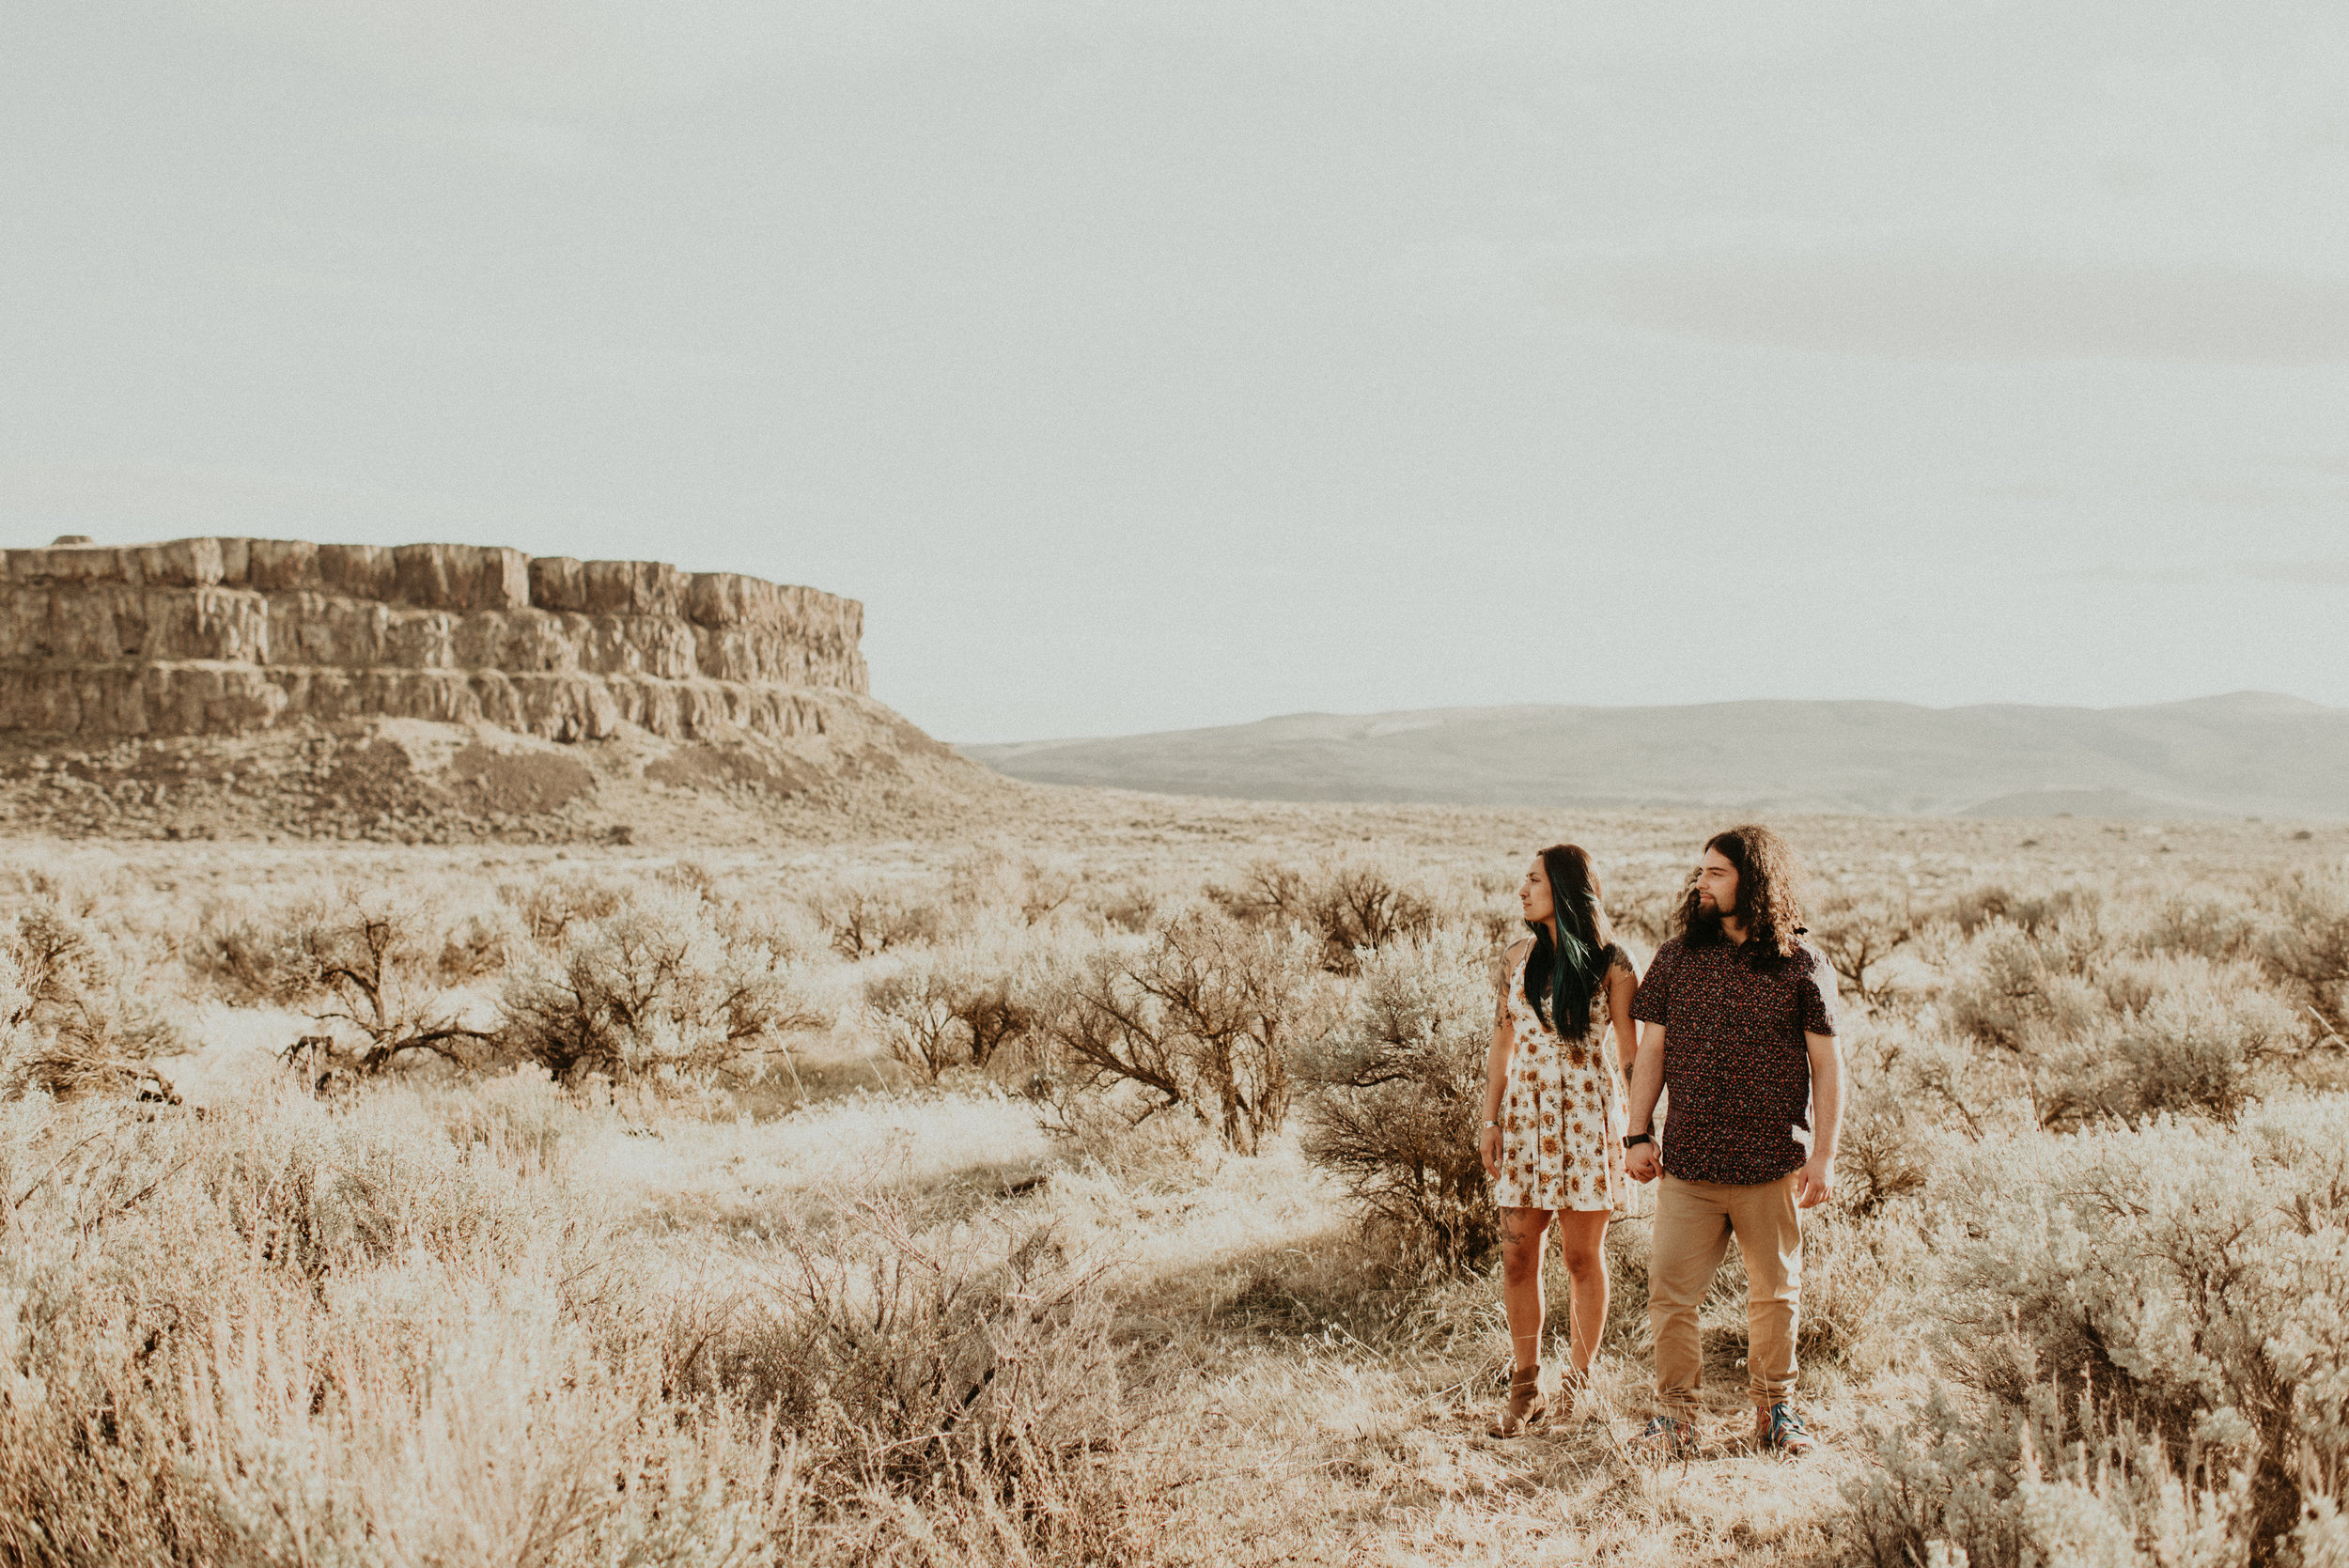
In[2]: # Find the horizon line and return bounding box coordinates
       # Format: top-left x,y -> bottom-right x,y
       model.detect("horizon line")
954,688 -> 2338,749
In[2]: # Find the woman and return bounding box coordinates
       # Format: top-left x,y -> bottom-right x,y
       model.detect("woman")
1478,844 -> 1641,1436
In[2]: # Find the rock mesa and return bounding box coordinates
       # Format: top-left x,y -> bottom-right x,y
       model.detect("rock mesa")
0,537 -> 870,743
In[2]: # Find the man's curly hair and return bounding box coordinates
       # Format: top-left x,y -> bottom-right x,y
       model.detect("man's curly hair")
1679,823 -> 1809,962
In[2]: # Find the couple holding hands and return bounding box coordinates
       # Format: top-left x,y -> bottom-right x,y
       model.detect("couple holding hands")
1478,824 -> 1843,1458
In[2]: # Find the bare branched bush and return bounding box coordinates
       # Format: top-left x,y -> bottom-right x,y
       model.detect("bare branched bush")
502,871 -> 626,945
1038,908 -> 1322,1153
1812,892 -> 1922,1010
863,944 -> 1039,1083
863,956 -> 961,1082
275,888 -> 499,1076
1299,929 -> 1498,1273
1211,856 -> 1437,974
501,883 -> 824,1083
804,873 -> 944,959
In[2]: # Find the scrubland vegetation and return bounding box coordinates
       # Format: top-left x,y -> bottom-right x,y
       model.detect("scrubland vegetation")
4,804 -> 2348,1565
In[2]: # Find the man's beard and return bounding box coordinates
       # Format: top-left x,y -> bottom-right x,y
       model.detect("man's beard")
1682,893 -> 1728,944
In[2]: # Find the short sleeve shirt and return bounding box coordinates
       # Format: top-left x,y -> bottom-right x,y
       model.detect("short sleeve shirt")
1629,936 -> 1837,1186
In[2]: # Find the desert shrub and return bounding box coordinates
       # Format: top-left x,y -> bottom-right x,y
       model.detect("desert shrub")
1812,892 -> 1924,1010
269,887 -> 500,1076
1942,924 -> 2062,1055
1943,910 -> 2123,1057
2257,865 -> 2349,1035
1951,931 -> 2312,1129
1600,1212 -> 1656,1354
1841,1012 -> 2015,1161
1211,856 -> 1437,975
425,1064 -> 577,1163
1038,906 -> 1323,1154
1797,1203 -> 1928,1379
0,905 -> 181,1100
1073,877 -> 1161,934
1416,865 -> 1516,942
1838,1104 -> 1932,1217
863,957 -> 962,1082
502,870 -> 626,944
0,1086 -> 767,1568
863,942 -> 1039,1084
2034,963 -> 2309,1128
1300,929 -> 1498,1273
1837,1022 -> 1938,1213
6,905 -> 178,1057
804,872 -> 944,959
1849,1099 -> 2349,1565
1945,882 -> 2103,939
2141,889 -> 2267,966
1847,1380 -> 2254,1568
653,857 -> 724,902
186,899 -> 286,1001
944,846 -> 1080,926
435,899 -> 529,983
689,1197 -> 1165,1560
501,883 -> 824,1084
1608,870 -> 1687,949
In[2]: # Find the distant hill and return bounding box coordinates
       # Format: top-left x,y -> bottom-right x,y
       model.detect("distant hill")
963,692 -> 2349,819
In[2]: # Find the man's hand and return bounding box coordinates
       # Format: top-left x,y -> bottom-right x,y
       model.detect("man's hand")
1626,1140 -> 1661,1183
1479,1123 -> 1502,1180
1794,1150 -> 1836,1208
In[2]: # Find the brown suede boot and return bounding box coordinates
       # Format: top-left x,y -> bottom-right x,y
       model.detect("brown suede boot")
1488,1366 -> 1548,1437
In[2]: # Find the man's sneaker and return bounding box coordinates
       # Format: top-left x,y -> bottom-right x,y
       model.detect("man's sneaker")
1635,1415 -> 1696,1460
1759,1402 -> 1815,1456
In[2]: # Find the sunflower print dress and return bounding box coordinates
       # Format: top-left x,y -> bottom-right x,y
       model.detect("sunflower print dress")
1491,940 -> 1637,1213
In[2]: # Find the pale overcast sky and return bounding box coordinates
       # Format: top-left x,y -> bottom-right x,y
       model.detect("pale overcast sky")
6,1 -> 2347,740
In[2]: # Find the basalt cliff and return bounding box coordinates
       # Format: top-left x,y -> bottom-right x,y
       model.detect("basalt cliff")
2,536 -> 869,741
0,536 -> 1002,844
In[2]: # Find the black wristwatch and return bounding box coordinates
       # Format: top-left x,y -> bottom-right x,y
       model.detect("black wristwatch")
1623,1132 -> 1654,1149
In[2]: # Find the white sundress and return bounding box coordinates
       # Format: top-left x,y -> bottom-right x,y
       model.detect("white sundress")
1491,941 -> 1634,1213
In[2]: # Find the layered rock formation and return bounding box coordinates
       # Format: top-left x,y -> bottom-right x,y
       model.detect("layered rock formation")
0,537 -> 869,742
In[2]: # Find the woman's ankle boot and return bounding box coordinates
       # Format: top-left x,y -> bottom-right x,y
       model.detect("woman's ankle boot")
1489,1365 -> 1548,1437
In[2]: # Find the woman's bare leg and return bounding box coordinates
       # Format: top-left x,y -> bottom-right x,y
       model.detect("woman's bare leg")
1553,1208 -> 1612,1375
1499,1207 -> 1556,1372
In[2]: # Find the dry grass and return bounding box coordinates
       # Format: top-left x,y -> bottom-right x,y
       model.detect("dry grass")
2,799 -> 2347,1564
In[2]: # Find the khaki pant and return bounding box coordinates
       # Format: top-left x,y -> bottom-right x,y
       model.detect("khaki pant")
1649,1172 -> 1801,1411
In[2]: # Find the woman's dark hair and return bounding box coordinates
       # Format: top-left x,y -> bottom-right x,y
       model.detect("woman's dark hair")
1679,823 -> 1808,962
1524,844 -> 1614,1038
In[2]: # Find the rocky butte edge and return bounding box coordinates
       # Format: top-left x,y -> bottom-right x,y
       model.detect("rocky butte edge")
0,537 -> 871,744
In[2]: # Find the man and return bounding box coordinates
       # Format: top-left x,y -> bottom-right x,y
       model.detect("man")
1623,824 -> 1843,1459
